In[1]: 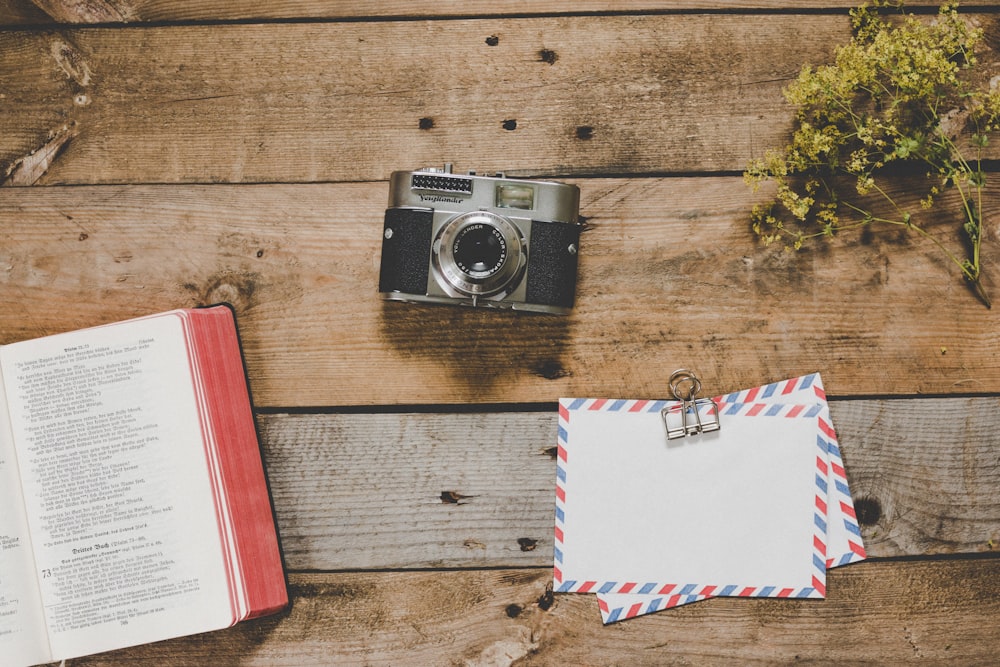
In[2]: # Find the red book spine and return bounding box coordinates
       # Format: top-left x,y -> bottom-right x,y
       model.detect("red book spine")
190,306 -> 288,620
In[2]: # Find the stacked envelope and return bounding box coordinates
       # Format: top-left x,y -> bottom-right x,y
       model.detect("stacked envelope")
553,374 -> 866,623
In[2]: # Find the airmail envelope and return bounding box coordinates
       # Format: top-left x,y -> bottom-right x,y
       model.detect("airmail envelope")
553,374 -> 866,624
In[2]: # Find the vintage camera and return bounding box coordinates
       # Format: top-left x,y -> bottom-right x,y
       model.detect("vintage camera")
378,165 -> 582,315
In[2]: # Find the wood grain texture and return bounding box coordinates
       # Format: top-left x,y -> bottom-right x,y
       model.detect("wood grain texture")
63,560 -> 1000,666
18,0 -> 134,23
1,0 -> 994,25
0,15 -> 882,183
0,14 -> 851,183
0,0 -> 70,23
256,400 -> 1000,571
6,14 -> 999,185
1,180 -> 997,405
4,13 -> 998,184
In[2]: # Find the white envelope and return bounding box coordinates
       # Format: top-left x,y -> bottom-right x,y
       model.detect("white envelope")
553,374 -> 866,624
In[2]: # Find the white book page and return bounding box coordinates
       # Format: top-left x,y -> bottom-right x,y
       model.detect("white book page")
0,313 -> 235,661
0,369 -> 51,667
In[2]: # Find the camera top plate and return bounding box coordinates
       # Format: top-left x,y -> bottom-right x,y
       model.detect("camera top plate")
388,166 -> 580,226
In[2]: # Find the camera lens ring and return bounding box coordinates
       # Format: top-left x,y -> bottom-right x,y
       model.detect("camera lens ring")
432,211 -> 526,297
453,223 -> 507,278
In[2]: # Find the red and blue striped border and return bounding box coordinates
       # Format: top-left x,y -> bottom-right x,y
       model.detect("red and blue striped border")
719,372 -> 824,404
819,415 -> 867,566
553,379 -> 831,611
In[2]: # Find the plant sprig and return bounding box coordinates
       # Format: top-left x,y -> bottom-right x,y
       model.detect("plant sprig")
745,0 -> 1000,307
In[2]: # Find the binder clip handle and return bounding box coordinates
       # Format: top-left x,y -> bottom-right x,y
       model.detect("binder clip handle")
662,369 -> 721,440
668,369 -> 702,402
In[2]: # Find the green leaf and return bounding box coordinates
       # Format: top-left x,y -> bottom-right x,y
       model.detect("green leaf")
894,137 -> 920,159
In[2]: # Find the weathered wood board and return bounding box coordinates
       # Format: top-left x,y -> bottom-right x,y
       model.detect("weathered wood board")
1,12 -> 998,187
0,15 -> 843,183
1,180 -> 997,405
257,399 -> 1000,571
62,561 -> 1000,665
3,0 -> 996,25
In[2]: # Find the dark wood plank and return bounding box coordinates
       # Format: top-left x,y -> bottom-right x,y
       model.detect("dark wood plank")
0,0 -> 46,24
0,15 -> 849,182
0,180 -> 997,405
65,559 -> 1000,665
7,15 -> 999,184
5,14 -> 998,184
258,400 -> 1000,571
2,0 -> 992,26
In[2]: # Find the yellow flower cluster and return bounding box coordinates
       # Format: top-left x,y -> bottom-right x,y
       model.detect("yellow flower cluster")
745,0 -> 996,306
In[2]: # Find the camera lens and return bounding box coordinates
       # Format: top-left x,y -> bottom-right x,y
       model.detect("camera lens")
432,211 -> 526,298
453,224 -> 507,277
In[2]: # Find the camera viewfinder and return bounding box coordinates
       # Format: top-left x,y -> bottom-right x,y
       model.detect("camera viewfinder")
495,183 -> 534,210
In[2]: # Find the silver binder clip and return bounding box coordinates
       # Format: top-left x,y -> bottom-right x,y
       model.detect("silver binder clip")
662,369 -> 721,440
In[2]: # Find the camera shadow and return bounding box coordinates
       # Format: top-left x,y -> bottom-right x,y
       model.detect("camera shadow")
378,299 -> 574,399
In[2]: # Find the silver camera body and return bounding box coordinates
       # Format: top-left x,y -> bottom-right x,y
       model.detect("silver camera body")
378,165 -> 582,315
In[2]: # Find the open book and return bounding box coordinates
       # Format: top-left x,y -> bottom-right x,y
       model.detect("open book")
0,306 -> 287,666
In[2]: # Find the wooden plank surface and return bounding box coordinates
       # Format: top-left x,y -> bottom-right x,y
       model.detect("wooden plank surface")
6,11 -> 1000,185
2,0 -> 995,25
258,399 -> 1000,571
0,14 -> 851,183
5,14 -> 998,184
63,561 -> 1000,665
1,179 -> 997,405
